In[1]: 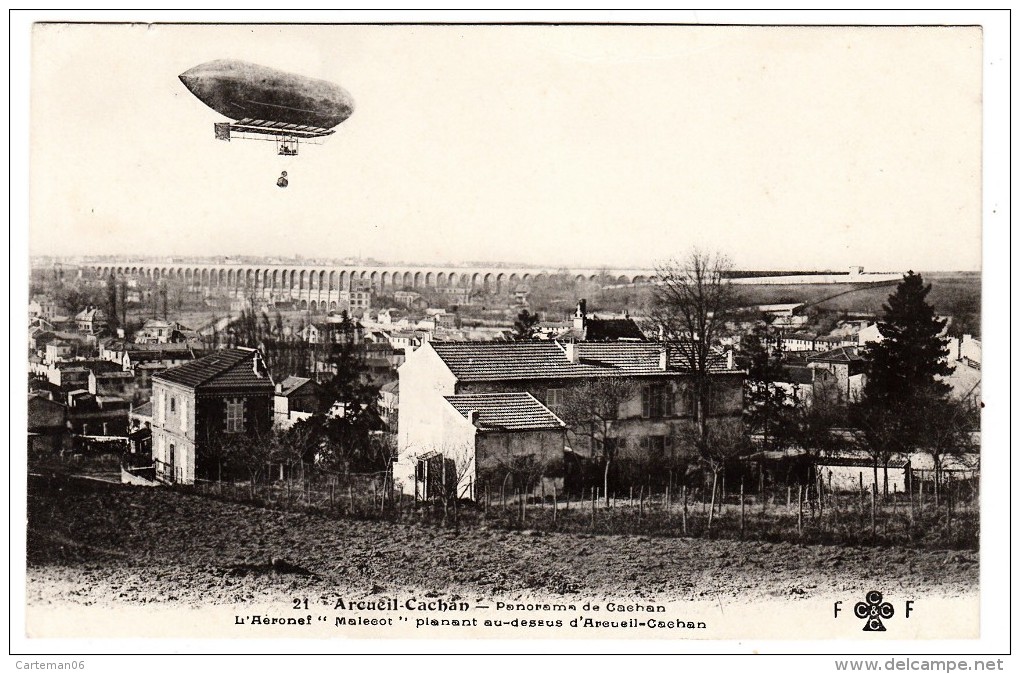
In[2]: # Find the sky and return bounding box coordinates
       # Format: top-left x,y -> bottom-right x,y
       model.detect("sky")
29,23 -> 983,271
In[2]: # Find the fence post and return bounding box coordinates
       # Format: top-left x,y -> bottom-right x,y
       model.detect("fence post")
591,487 -> 596,528
739,479 -> 745,539
859,472 -> 865,523
871,482 -> 877,540
639,485 -> 645,520
797,484 -> 803,537
552,485 -> 558,523
680,484 -> 688,535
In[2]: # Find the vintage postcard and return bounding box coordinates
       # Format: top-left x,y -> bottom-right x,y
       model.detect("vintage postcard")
12,14 -> 1010,663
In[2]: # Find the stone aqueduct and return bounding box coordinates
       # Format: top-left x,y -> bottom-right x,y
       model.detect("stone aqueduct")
86,262 -> 655,311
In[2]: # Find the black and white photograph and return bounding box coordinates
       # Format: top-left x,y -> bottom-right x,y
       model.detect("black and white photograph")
10,11 -> 1011,665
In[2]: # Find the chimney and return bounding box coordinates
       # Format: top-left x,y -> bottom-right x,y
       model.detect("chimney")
467,410 -> 480,426
565,339 -> 578,364
726,348 -> 735,370
573,299 -> 586,336
659,345 -> 668,371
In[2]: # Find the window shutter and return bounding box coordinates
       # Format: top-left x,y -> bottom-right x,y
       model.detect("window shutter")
664,385 -> 674,417
641,386 -> 651,418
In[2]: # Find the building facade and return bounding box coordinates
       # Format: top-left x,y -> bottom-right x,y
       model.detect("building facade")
151,348 -> 274,484
396,340 -> 745,498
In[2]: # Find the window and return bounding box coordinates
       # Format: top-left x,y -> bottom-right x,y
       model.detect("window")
641,384 -> 674,418
225,398 -> 245,433
170,397 -> 176,413
546,388 -> 564,416
639,435 -> 673,456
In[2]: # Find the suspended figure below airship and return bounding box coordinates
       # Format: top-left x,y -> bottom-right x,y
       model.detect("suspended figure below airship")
178,59 -> 355,185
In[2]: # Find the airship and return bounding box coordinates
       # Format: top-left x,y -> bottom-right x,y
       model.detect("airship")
178,59 -> 355,157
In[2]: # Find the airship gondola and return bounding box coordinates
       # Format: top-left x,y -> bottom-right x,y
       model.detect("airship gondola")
179,59 -> 355,156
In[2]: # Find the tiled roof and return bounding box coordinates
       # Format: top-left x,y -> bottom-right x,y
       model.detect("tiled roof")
444,393 -> 565,432
278,375 -> 312,397
784,332 -> 817,341
131,401 -> 153,417
583,317 -> 647,341
154,348 -> 274,392
429,341 -> 733,382
127,348 -> 199,363
809,346 -> 867,364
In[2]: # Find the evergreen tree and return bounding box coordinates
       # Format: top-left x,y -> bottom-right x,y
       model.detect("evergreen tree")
862,271 -> 952,407
512,309 -> 540,340
855,271 -> 954,493
105,273 -> 120,330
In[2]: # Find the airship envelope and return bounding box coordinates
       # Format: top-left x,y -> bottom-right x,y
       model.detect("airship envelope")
179,59 -> 355,139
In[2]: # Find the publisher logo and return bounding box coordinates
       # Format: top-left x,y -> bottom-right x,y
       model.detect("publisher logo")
854,590 -> 895,631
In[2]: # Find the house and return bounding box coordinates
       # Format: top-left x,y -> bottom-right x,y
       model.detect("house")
426,308 -> 459,329
394,290 -> 426,309
28,295 -> 60,321
379,380 -> 399,430
338,289 -> 372,314
134,319 -> 197,344
780,332 -> 817,352
47,364 -> 91,390
122,345 -> 201,372
815,334 -> 859,351
88,369 -> 137,399
807,346 -> 868,403
396,340 -> 745,499
64,391 -> 130,437
856,323 -> 883,347
74,306 -> 108,334
28,393 -> 69,455
129,401 -> 153,430
28,327 -> 55,353
756,303 -> 808,328
569,300 -> 646,341
44,339 -> 77,364
437,287 -> 474,305
389,331 -> 420,352
413,392 -> 568,500
274,376 -> 326,429
151,348 -> 275,484
301,320 -> 364,345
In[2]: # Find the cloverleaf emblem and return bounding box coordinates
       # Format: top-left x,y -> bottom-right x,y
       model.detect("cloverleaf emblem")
854,590 -> 894,631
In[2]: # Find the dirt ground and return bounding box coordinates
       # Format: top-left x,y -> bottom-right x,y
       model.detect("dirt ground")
25,474 -> 979,607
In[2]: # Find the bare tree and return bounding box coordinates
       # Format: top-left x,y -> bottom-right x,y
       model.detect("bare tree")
850,400 -> 909,497
649,249 -> 738,461
273,419 -> 318,481
221,428 -> 277,499
558,377 -> 638,505
674,418 -> 748,533
913,393 -> 979,506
